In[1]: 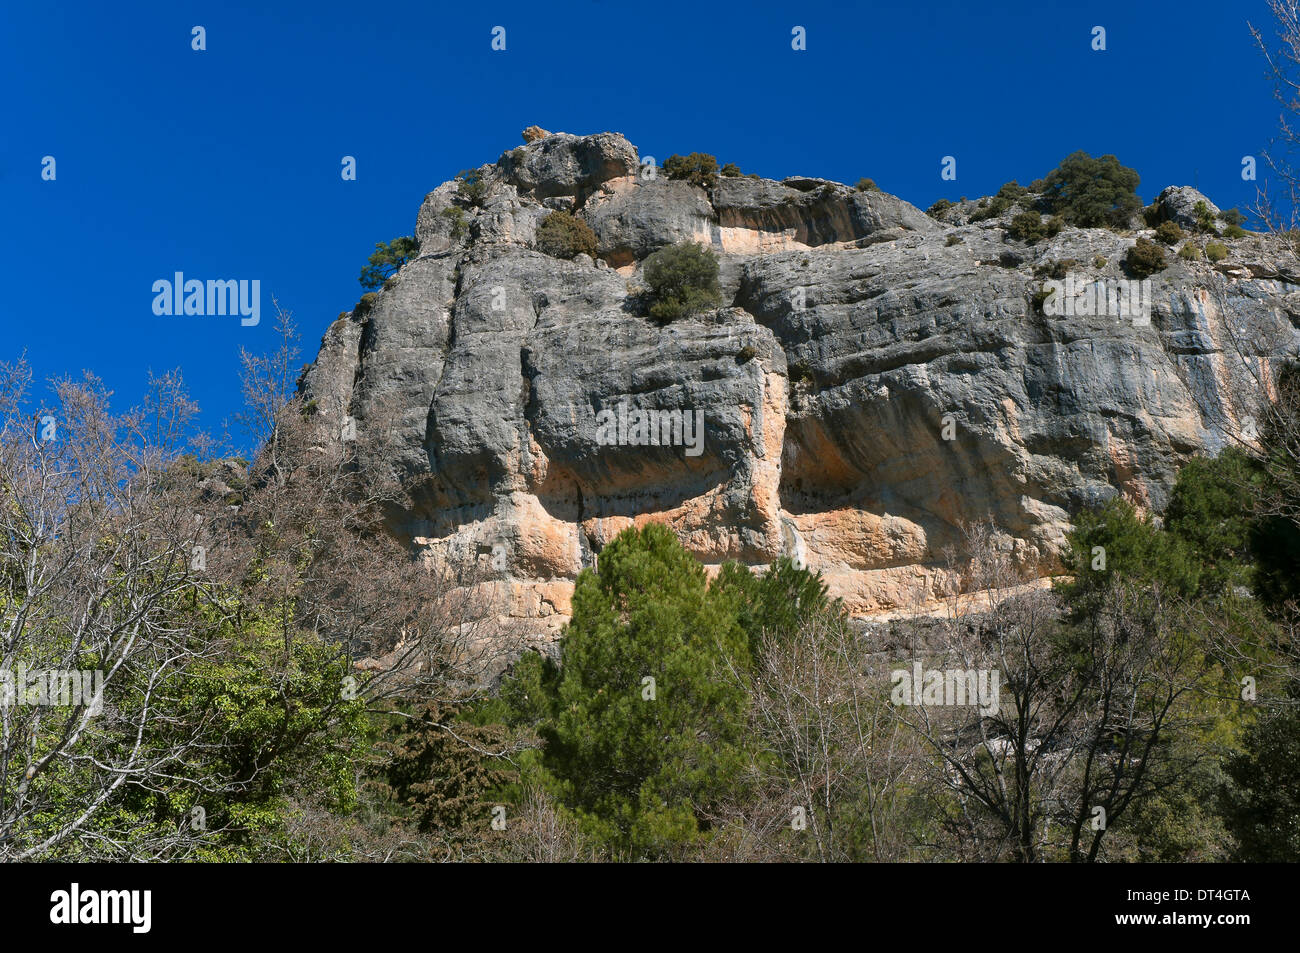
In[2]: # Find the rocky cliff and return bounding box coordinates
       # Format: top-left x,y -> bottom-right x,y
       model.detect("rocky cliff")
301,130 -> 1300,641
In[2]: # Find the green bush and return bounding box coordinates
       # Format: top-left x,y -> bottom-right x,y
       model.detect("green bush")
1220,208 -> 1246,228
663,153 -> 719,189
1193,200 -> 1218,233
353,291 -> 379,316
440,207 -> 467,242
456,169 -> 488,206
1094,255 -> 1107,267
720,162 -> 743,177
536,211 -> 598,260
1007,210 -> 1047,243
1039,151 -> 1142,228
1155,221 -> 1184,245
1124,237 -> 1168,277
1205,241 -> 1229,263
927,198 -> 954,218
359,236 -> 419,290
997,180 -> 1028,201
1224,224 -> 1247,239
642,241 -> 722,321
855,177 -> 879,192
969,195 -> 1013,222
1045,215 -> 1065,238
1179,242 -> 1201,261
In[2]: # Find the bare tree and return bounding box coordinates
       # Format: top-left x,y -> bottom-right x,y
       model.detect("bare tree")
892,523 -> 1221,862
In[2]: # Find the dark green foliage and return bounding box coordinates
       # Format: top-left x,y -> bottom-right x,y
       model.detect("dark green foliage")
1179,242 -> 1201,261
440,207 -> 468,241
1165,449 -> 1258,593
1155,221 -> 1184,245
1124,237 -> 1168,277
997,180 -> 1028,201
536,211 -> 598,260
379,700 -> 514,835
543,524 -> 751,854
1205,241 -> 1228,262
642,241 -> 722,321
1223,224 -> 1247,239
663,153 -> 720,189
1220,208 -> 1246,228
1059,497 -> 1201,617
456,168 -> 488,206
1222,692 -> 1300,861
1039,151 -> 1142,228
1007,210 -> 1047,243
1193,200 -> 1218,233
855,177 -> 879,192
359,236 -> 419,290
927,198 -> 954,218
712,557 -> 842,658
969,194 -> 1013,222
720,162 -> 743,177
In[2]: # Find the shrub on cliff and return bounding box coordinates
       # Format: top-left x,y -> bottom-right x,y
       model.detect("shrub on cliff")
359,236 -> 419,290
1155,221 -> 1184,245
663,153 -> 719,189
642,241 -> 722,321
1039,151 -> 1142,228
1124,237 -> 1167,277
1205,241 -> 1229,263
1007,211 -> 1047,243
536,211 -> 597,260
456,168 -> 488,206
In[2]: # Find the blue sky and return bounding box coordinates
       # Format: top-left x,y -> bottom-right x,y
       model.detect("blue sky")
0,0 -> 1285,448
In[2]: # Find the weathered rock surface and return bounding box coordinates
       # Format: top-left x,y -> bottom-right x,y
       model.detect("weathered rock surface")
301,130 -> 1300,639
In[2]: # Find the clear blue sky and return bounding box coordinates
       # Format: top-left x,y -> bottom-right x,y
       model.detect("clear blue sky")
0,0 -> 1284,447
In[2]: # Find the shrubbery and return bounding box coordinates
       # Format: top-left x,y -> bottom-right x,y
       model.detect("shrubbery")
440,207 -> 467,242
1039,151 -> 1142,228
1205,241 -> 1229,262
1007,210 -> 1047,243
456,168 -> 488,206
663,153 -> 720,189
359,236 -> 419,290
1125,237 -> 1167,277
642,241 -> 722,321
536,211 -> 597,260
927,198 -> 954,218
1155,221 -> 1184,245
855,177 -> 879,192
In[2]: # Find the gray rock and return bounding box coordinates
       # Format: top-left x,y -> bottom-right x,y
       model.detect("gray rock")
300,131 -> 1300,629
1155,186 -> 1221,231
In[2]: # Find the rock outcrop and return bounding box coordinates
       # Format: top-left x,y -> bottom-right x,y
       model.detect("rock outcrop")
301,130 -> 1300,639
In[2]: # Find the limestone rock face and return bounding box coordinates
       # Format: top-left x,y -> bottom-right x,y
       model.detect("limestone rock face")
301,131 -> 1300,637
